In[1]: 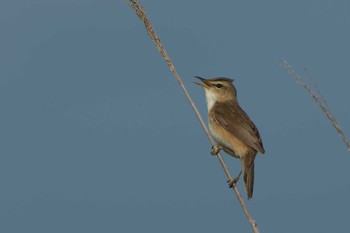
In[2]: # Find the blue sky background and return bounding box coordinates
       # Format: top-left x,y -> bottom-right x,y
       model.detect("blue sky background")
1,1 -> 350,232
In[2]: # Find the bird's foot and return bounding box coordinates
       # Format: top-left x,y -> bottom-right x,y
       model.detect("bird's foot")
210,144 -> 222,155
227,171 -> 242,188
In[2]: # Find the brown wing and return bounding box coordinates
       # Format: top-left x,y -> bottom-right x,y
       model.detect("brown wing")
212,103 -> 265,154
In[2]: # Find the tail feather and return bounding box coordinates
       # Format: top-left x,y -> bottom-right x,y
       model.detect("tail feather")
243,152 -> 256,200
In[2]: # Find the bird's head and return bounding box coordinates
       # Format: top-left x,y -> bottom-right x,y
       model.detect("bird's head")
194,76 -> 237,105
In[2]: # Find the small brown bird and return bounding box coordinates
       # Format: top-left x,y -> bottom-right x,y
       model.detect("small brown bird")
194,76 -> 265,199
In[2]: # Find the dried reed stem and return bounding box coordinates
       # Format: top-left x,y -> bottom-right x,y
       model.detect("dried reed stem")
281,59 -> 350,151
128,1 -> 261,232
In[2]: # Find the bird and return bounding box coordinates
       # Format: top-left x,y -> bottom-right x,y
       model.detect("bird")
194,76 -> 265,199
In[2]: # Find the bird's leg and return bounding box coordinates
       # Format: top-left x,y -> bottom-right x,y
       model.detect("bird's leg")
227,171 -> 242,188
210,144 -> 222,155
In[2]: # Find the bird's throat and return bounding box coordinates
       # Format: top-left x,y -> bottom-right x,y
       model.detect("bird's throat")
205,91 -> 216,111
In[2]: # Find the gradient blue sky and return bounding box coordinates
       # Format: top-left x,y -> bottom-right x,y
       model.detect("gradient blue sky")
1,1 -> 350,232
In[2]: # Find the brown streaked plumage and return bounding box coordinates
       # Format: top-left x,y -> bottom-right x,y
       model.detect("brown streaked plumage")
194,76 -> 265,199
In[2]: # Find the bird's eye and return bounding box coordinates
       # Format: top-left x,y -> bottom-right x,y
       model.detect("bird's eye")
216,84 -> 223,88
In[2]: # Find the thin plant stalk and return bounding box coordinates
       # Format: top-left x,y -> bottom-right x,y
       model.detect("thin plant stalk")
281,59 -> 350,152
128,1 -> 261,232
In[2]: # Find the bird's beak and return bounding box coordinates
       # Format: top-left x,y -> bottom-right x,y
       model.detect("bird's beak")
193,76 -> 210,89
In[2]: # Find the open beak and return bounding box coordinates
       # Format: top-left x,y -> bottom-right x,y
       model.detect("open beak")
193,76 -> 210,88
